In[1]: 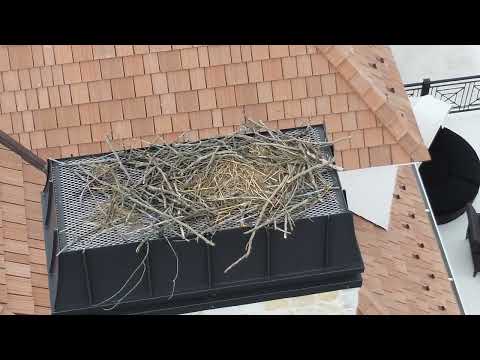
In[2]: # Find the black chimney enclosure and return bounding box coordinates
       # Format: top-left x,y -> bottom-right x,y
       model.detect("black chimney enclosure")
41,125 -> 364,315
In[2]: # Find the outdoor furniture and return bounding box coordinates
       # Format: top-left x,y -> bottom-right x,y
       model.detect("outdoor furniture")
420,127 -> 480,224
466,203 -> 480,277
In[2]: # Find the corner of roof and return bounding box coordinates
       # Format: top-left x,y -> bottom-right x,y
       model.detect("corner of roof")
315,45 -> 430,163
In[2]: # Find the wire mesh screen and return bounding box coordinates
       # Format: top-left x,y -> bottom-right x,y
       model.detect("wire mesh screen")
51,126 -> 348,252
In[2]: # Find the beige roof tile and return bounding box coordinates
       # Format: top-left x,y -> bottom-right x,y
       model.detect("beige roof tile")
92,45 -> 115,60
158,50 -> 182,73
131,118 -> 154,137
189,110 -> 213,130
208,46 -> 231,66
205,66 -> 226,89
176,91 -> 199,113
123,55 -> 145,77
72,45 -> 93,63
180,48 -> 199,69
251,45 -> 269,61
122,98 -> 146,120
225,63 -> 248,86
171,113 -> 190,132
0,47 -> 11,71
79,103 -> 101,125
70,83 -> 90,105
235,83 -> 258,105
230,46 -> 242,64
151,73 -> 168,95
153,115 -> 173,134
68,125 -> 92,144
296,55 -> 312,77
111,78 -> 135,100
8,46 -> 33,70
100,58 -> 124,80
167,70 -> 190,93
262,59 -> 283,81
189,68 -> 206,90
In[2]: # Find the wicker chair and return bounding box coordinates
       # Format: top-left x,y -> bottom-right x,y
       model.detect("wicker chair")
466,203 -> 480,277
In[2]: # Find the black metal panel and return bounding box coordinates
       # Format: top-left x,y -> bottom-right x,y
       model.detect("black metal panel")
270,217 -> 327,276
55,252 -> 90,311
41,170 -> 60,309
52,272 -> 362,315
45,211 -> 364,315
85,243 -> 150,304
149,239 -> 209,297
326,212 -> 363,269
211,228 -> 268,286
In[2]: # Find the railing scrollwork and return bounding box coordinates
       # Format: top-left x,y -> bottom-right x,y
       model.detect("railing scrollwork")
405,75 -> 480,113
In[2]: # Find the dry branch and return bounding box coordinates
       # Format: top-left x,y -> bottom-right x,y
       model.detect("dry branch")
60,119 -> 340,305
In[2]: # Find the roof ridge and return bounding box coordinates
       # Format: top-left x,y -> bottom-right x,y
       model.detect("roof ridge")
315,45 -> 430,162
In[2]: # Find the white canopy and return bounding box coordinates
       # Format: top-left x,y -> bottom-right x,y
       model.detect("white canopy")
338,95 -> 452,230
410,95 -> 452,147
338,165 -> 398,230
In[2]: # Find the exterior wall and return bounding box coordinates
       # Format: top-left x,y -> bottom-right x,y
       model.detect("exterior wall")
188,288 -> 359,315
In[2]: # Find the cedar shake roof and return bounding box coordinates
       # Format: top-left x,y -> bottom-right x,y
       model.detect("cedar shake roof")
0,45 -> 449,315
316,45 -> 430,164
356,165 -> 459,314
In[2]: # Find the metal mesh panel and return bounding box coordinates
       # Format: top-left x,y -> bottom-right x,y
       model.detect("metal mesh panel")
51,126 -> 347,252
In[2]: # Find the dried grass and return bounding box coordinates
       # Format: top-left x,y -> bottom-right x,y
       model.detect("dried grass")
67,119 -> 343,268
59,118 -> 344,308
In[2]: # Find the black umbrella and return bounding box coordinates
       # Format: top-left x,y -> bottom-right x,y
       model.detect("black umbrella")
419,127 -> 480,224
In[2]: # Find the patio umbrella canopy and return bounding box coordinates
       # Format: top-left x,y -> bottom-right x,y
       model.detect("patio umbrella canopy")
419,127 -> 480,224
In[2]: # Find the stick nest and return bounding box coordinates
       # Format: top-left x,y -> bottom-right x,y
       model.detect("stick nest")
64,119 -> 342,273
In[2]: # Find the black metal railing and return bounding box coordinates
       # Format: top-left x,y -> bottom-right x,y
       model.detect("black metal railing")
405,75 -> 480,113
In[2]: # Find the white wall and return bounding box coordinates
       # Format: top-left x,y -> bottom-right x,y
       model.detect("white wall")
187,288 -> 359,315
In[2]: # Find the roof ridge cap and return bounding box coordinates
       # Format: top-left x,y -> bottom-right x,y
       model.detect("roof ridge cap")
315,45 -> 428,161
